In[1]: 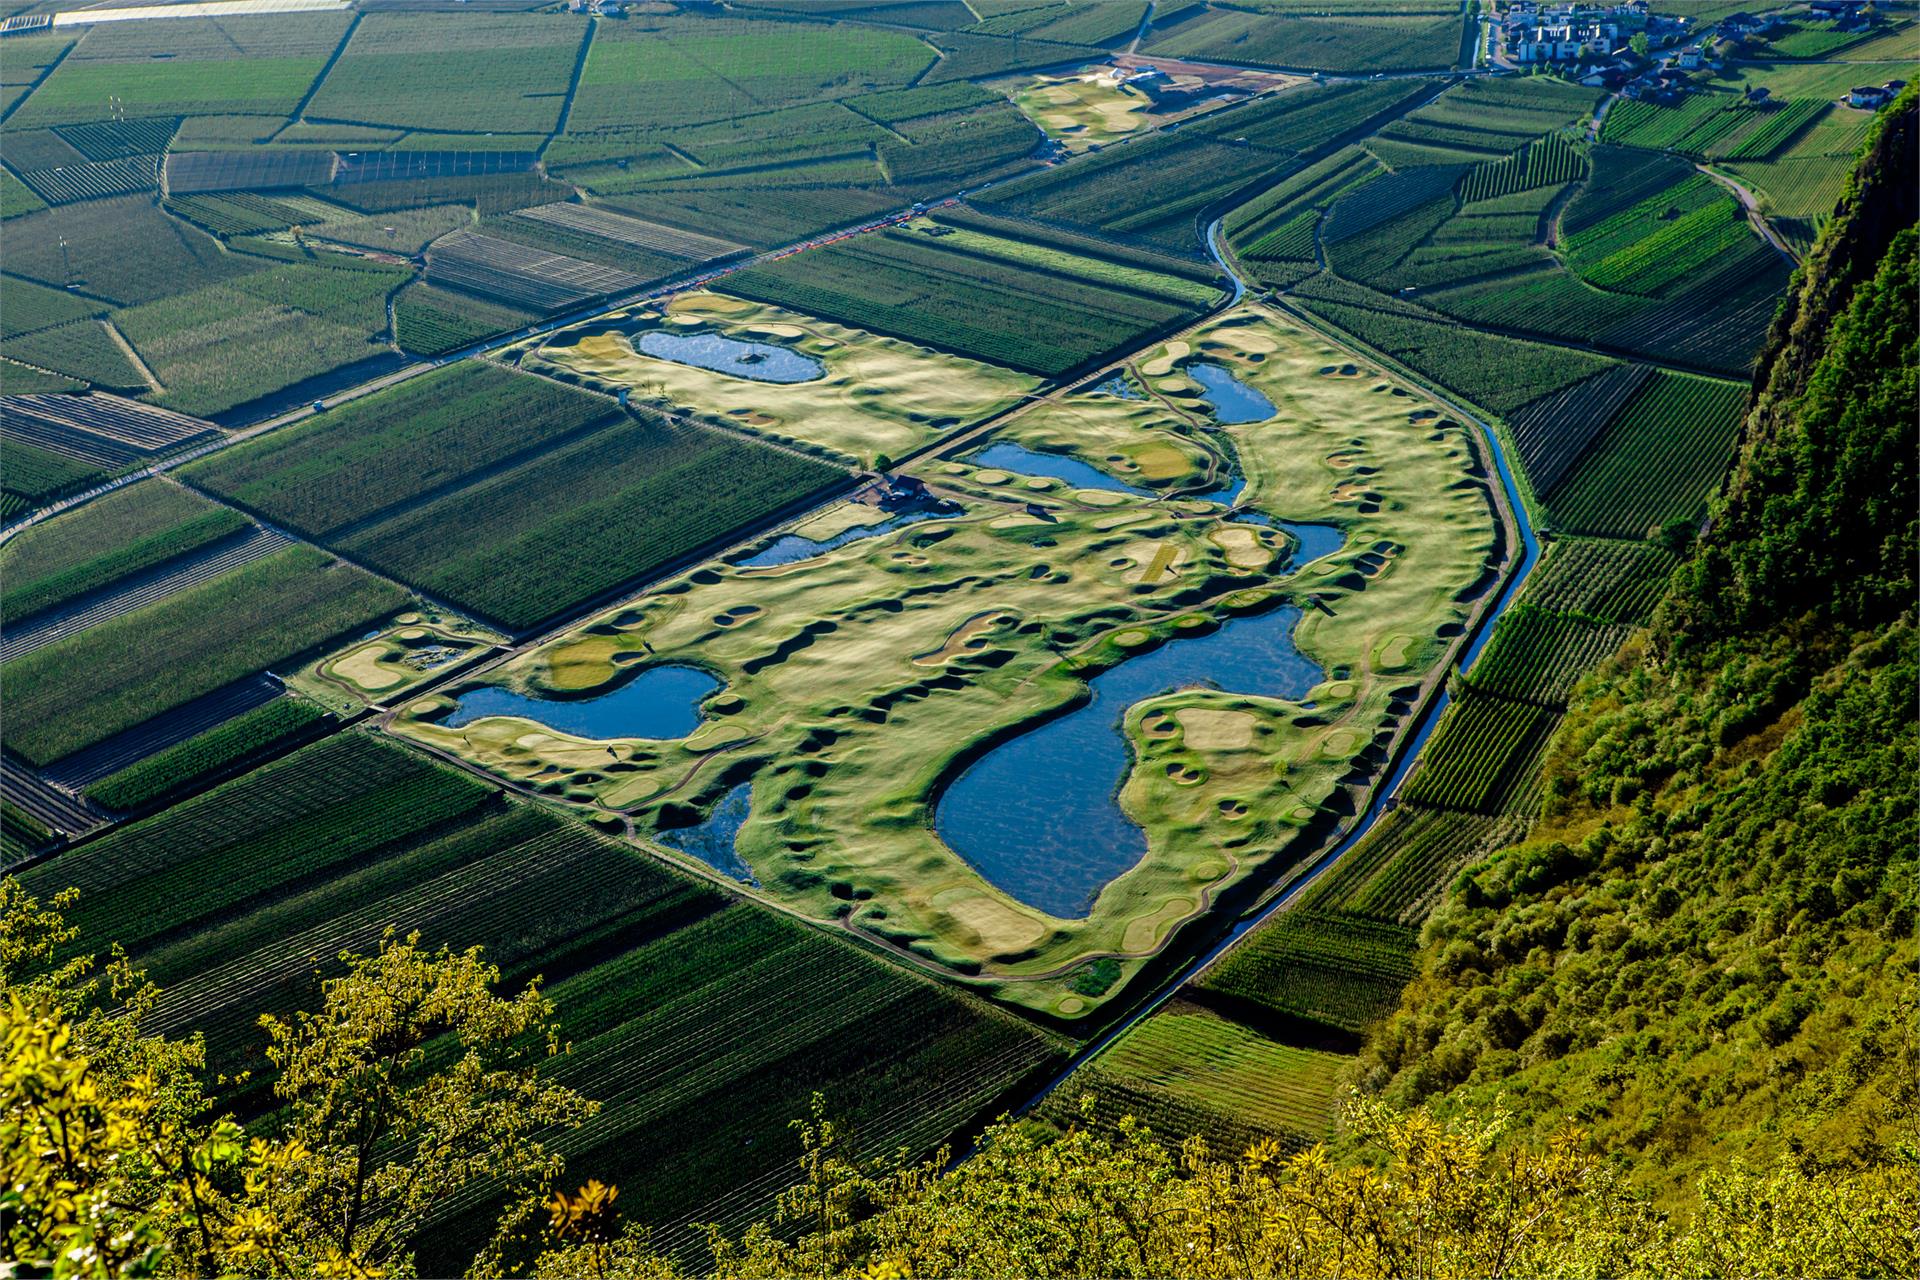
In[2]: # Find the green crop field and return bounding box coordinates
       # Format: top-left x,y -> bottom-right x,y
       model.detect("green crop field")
1544,371 -> 1749,538
9,14 -> 349,126
1468,606 -> 1634,707
1520,537 -> 1679,625
392,283 -> 537,357
1298,804 -> 1503,926
1199,908 -> 1419,1034
0,439 -> 101,519
3,196 -> 249,306
21,732 -> 1058,1259
85,696 -> 330,813
185,363 -> 616,538
0,319 -> 146,393
1144,4 -> 1465,74
0,545 -> 407,766
0,481 -> 247,625
305,14 -> 588,135
1398,689 -> 1561,815
334,410 -> 846,632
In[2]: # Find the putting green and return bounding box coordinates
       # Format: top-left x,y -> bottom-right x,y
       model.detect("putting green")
525,293 -> 1038,466
393,305 -> 1498,1019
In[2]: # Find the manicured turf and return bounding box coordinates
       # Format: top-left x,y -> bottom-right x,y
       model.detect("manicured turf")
0,545 -> 407,765
400,305 -> 1497,1016
530,291 -> 1039,466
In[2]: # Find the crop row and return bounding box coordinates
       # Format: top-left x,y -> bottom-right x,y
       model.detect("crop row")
1602,93 -> 1748,154
1199,909 -> 1419,1035
1561,145 -> 1695,239
1468,606 -> 1635,707
1459,132 -> 1586,202
1291,275 -> 1618,416
1092,1010 -> 1345,1143
1521,536 -> 1679,624
17,154 -> 158,205
1545,370 -> 1748,538
0,545 -> 407,765
166,192 -> 313,237
1228,147 -> 1382,254
0,321 -> 146,394
392,286 -> 536,358
2,490 -> 247,625
1507,361 -> 1653,496
1144,9 -> 1465,74
1324,193 -> 1457,284
1044,1066 -> 1302,1157
1399,690 -> 1561,814
25,730 -> 1055,1267
1305,805 -> 1503,926
428,228 -> 648,313
187,362 -> 612,538
85,696 -> 331,813
336,412 -> 846,632
0,440 -> 102,518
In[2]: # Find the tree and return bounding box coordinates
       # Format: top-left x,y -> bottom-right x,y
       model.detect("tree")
1,885 -> 596,1279
239,933 -> 597,1278
1630,31 -> 1650,57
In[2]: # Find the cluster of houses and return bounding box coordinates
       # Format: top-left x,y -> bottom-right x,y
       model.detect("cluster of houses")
565,0 -> 625,15
1499,2 -> 1686,65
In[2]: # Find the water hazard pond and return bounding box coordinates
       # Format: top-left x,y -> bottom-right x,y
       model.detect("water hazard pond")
936,604 -> 1324,919
634,330 -> 823,383
442,665 -> 720,739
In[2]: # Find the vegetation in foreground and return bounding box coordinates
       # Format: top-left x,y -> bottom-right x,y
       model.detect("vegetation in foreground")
6,881 -> 1912,1280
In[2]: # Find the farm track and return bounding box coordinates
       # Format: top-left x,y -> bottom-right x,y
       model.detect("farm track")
0,525 -> 291,662
1696,162 -> 1801,264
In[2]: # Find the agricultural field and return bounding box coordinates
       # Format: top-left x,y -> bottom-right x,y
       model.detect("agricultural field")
20,732 -> 1059,1259
528,291 -> 1040,467
1198,907 -> 1419,1034
716,221 -> 1220,377
1519,536 -> 1679,625
8,14 -> 350,126
392,283 -> 539,357
3,196 -> 249,305
0,438 -> 100,519
1398,689 -> 1561,815
0,544 -> 407,766
305,14 -> 587,135
185,360 -> 841,631
83,695 -> 331,814
1143,3 -> 1467,74
0,480 -> 246,625
114,259 -> 410,419
1055,1005 -> 1349,1150
1466,605 -> 1634,707
395,305 -> 1498,1016
1542,371 -> 1748,538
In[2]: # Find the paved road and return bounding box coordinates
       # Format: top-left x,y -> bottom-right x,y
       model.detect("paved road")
1697,162 -> 1801,263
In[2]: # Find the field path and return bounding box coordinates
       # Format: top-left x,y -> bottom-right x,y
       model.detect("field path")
1697,162 -> 1801,264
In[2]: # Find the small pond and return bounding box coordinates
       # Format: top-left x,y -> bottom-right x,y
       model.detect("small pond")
936,604 -> 1323,918
634,330 -> 823,383
736,504 -> 959,569
1094,371 -> 1145,400
968,441 -> 1148,495
441,664 -> 721,740
1187,362 -> 1276,423
656,782 -> 759,884
1230,516 -> 1345,570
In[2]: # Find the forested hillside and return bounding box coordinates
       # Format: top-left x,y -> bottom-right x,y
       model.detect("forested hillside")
1360,88 -> 1917,1200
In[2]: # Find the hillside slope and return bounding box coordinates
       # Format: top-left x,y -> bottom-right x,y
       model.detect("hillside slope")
1359,88 -> 1918,1201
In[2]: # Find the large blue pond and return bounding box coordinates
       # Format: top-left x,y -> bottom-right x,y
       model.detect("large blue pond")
635,330 -> 823,383
736,506 -> 958,568
656,782 -> 759,884
441,665 -> 720,739
1187,362 -> 1276,423
936,605 -> 1324,918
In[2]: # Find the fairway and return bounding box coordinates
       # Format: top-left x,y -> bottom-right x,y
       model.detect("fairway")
529,291 -> 1041,466
396,305 -> 1497,1017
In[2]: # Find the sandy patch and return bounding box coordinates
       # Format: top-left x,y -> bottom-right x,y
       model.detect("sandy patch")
1176,707 -> 1256,750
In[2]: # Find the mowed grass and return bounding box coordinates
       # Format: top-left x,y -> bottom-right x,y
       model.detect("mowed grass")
0,545 -> 407,765
21,732 -> 1059,1261
531,291 -> 1040,466
401,305 -> 1497,1017
306,13 -> 589,134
